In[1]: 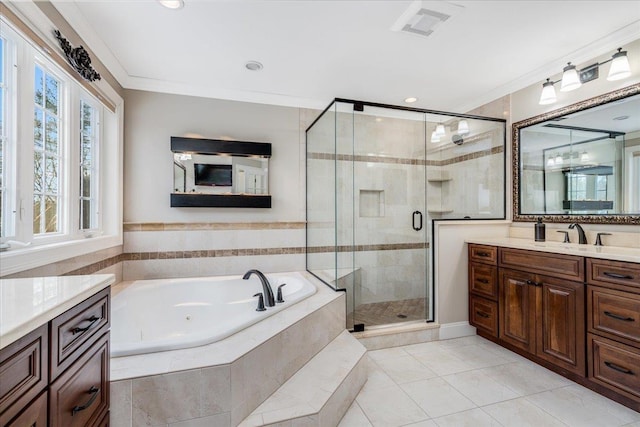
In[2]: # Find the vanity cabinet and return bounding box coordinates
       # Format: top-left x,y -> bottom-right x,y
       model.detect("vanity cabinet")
587,258 -> 640,405
0,287 -> 110,426
468,245 -> 498,338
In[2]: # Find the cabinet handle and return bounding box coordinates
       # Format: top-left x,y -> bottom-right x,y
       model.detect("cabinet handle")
476,252 -> 490,257
476,311 -> 490,318
477,278 -> 489,284
603,272 -> 633,280
525,279 -> 542,287
604,311 -> 635,322
71,386 -> 100,416
72,315 -> 100,335
604,361 -> 633,375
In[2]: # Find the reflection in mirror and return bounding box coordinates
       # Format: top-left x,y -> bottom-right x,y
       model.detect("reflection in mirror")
514,85 -> 640,223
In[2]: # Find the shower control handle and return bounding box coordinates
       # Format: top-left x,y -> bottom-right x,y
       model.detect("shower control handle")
277,284 -> 287,303
412,211 -> 423,231
253,293 -> 267,311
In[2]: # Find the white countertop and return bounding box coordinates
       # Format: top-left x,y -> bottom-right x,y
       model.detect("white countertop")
466,237 -> 640,263
0,274 -> 115,350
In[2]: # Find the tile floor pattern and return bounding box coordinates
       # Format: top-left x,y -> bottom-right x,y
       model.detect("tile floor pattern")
338,335 -> 640,427
347,298 -> 427,327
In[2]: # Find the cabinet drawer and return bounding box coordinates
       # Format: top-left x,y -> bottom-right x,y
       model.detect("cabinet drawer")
50,287 -> 110,381
587,258 -> 640,290
469,244 -> 497,265
588,286 -> 640,347
469,263 -> 498,300
470,295 -> 498,337
50,332 -> 110,427
3,390 -> 47,427
499,247 -> 584,282
588,334 -> 640,400
0,324 -> 48,424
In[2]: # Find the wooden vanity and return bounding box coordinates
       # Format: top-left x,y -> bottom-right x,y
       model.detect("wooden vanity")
468,241 -> 640,411
0,275 -> 114,426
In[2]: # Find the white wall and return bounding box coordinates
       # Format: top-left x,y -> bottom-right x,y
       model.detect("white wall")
124,89 -> 308,223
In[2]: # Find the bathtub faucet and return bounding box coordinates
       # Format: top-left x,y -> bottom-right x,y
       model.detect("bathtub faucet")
242,269 -> 276,307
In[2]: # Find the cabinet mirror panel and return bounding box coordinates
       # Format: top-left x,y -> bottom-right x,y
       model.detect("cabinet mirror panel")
514,85 -> 640,224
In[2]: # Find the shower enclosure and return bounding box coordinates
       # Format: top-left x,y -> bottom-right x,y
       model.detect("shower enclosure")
306,99 -> 505,330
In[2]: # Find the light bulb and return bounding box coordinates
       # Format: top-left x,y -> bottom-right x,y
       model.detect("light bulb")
430,131 -> 440,143
539,79 -> 557,105
158,0 -> 184,9
607,49 -> 631,81
560,63 -> 581,92
435,123 -> 446,136
457,119 -> 469,135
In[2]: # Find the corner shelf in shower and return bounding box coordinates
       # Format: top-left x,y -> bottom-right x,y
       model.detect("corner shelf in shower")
427,177 -> 453,182
427,207 -> 454,213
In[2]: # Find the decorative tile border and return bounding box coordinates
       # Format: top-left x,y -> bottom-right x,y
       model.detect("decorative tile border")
123,221 -> 305,232
63,254 -> 125,276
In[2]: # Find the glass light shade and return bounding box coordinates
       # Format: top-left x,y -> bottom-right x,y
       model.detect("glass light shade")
555,153 -> 563,165
580,151 -> 589,162
560,63 -> 581,92
430,131 -> 440,143
607,50 -> 631,81
435,123 -> 446,136
457,119 -> 469,135
539,80 -> 557,105
546,157 -> 555,167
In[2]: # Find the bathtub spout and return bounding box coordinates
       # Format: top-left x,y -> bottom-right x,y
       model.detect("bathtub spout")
243,270 -> 276,307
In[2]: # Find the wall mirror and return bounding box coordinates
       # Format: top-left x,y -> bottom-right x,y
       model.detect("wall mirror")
171,136 -> 272,208
513,84 -> 640,224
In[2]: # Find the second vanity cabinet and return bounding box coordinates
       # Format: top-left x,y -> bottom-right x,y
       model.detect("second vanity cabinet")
468,243 -> 639,411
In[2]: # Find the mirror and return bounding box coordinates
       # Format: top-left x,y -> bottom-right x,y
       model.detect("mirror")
513,84 -> 640,224
170,137 -> 271,208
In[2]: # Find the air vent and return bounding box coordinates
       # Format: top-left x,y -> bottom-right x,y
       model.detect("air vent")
391,1 -> 463,39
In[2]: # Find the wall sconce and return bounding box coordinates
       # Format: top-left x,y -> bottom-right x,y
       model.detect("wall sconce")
430,131 -> 440,143
457,119 -> 470,135
538,47 -> 631,105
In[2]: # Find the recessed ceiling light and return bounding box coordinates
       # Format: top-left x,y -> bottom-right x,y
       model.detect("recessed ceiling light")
613,115 -> 629,121
245,61 -> 263,71
375,117 -> 383,122
158,0 -> 184,9
404,97 -> 418,103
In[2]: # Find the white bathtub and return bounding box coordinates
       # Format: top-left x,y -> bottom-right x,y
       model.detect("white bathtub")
110,272 -> 316,357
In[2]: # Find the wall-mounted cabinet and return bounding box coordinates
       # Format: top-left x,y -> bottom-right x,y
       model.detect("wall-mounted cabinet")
171,136 -> 272,208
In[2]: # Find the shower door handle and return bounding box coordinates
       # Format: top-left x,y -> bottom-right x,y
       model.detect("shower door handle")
412,211 -> 423,231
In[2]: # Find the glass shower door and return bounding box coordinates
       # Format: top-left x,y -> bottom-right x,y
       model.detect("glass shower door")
348,106 -> 428,329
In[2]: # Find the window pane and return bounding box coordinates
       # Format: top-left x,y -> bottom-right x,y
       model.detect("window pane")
81,199 -> 91,230
45,74 -> 58,114
33,151 -> 43,193
0,38 -> 4,83
0,88 -> 4,135
82,133 -> 91,163
45,115 -> 58,152
82,103 -> 92,134
34,108 -> 43,148
45,156 -> 58,193
34,66 -> 44,106
81,167 -> 90,197
33,194 -> 42,234
44,195 -> 57,232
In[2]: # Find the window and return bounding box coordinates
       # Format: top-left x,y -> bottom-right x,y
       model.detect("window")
0,36 -> 6,238
79,99 -> 99,231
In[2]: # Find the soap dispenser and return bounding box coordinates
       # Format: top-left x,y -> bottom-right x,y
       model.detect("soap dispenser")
535,217 -> 546,242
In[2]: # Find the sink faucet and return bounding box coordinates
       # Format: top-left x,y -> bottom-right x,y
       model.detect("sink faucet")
568,223 -> 587,244
243,269 -> 275,307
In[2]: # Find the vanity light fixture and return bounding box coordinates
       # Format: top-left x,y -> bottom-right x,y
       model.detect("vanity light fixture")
430,130 -> 440,143
555,153 -> 563,165
580,151 -> 589,162
457,119 -> 470,135
158,0 -> 184,9
435,123 -> 446,136
538,47 -> 632,105
546,156 -> 555,167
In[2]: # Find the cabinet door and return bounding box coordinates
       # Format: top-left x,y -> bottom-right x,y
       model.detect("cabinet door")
537,277 -> 585,376
499,269 -> 536,353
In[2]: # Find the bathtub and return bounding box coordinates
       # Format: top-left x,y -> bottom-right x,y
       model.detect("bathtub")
110,272 -> 316,357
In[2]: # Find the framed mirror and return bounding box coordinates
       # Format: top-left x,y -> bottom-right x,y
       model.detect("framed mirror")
513,84 -> 640,224
170,136 -> 272,208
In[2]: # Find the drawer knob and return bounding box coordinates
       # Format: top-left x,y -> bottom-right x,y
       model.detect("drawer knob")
71,386 -> 100,416
604,311 -> 635,322
476,252 -> 490,257
476,311 -> 490,318
477,278 -> 490,284
604,361 -> 634,375
603,272 -> 633,280
72,315 -> 100,335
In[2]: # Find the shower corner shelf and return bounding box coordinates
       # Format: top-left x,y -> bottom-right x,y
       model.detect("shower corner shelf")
427,207 -> 454,213
427,177 -> 453,183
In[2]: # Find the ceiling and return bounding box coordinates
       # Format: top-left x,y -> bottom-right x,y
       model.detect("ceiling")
51,0 -> 640,112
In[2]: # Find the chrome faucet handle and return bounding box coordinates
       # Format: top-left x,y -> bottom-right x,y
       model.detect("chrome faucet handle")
556,230 -> 570,243
276,284 -> 287,303
253,293 -> 267,311
594,233 -> 611,246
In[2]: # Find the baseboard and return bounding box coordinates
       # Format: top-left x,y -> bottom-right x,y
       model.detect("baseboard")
438,321 -> 476,340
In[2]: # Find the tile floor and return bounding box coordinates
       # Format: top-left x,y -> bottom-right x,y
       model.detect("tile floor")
338,335 -> 640,427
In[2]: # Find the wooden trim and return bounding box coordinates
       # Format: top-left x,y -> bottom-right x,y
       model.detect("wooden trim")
0,2 -> 117,112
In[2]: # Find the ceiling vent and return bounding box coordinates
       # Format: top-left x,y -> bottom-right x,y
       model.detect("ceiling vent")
391,1 -> 463,39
